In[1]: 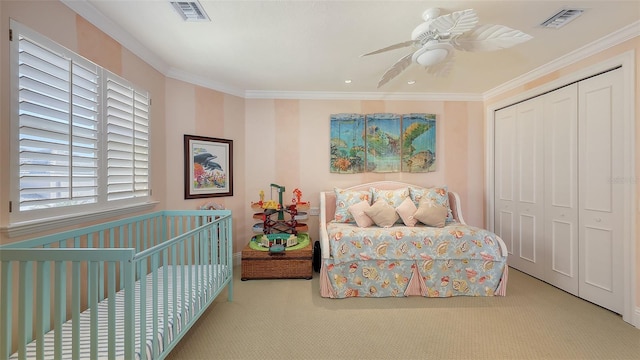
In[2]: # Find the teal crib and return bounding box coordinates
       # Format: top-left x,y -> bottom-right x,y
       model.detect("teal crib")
0,210 -> 233,360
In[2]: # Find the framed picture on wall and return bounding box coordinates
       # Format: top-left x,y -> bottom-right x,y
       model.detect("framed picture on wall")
184,135 -> 233,199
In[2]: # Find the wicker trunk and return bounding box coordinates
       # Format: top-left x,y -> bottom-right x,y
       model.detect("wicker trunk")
241,240 -> 313,280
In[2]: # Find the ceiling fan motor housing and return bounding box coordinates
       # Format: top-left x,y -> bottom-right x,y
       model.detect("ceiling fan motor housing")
412,42 -> 453,66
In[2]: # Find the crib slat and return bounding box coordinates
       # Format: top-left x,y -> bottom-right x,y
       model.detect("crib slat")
226,220 -> 234,301
123,258 -> 135,360
18,261 -> 33,360
0,261 -> 12,359
162,250 -> 169,351
107,262 -> 116,359
119,226 -> 125,288
53,261 -> 65,360
35,261 -> 46,360
151,253 -> 159,358
139,260 -> 148,360
171,243 -> 178,341
71,261 -> 80,360
99,232 -> 105,301
89,261 -> 98,360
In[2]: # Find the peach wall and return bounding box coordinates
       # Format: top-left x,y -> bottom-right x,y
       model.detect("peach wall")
164,79 -> 246,252
241,99 -> 487,248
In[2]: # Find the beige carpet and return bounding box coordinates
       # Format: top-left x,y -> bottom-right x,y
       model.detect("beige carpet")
166,267 -> 639,360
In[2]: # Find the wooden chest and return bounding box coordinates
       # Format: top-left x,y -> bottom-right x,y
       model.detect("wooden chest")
241,240 -> 313,280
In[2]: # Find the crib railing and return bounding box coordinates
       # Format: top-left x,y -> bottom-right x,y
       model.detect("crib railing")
0,210 -> 233,360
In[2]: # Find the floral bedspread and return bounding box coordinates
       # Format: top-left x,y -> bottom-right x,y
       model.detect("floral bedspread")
323,221 -> 507,298
326,221 -> 503,264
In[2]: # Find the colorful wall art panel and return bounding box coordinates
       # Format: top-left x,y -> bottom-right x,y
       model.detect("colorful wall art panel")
330,113 -> 436,173
401,113 -> 436,172
330,113 -> 365,173
365,113 -> 401,173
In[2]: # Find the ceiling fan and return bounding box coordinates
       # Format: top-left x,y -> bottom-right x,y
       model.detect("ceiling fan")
362,8 -> 533,88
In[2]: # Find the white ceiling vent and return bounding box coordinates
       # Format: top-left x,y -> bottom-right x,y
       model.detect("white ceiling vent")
539,8 -> 585,29
170,1 -> 210,22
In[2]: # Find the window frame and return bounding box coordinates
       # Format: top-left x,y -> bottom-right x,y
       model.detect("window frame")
5,20 -> 155,238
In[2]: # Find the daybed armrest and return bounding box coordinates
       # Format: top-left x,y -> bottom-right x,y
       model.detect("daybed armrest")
319,191 -> 331,259
448,191 -> 466,224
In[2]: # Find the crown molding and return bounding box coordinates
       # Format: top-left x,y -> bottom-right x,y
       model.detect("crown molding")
166,68 -> 246,98
244,90 -> 483,101
483,20 -> 640,100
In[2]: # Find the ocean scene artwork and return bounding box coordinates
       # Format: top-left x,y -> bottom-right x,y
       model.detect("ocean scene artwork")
330,114 -> 365,173
329,113 -> 436,173
365,113 -> 401,172
401,113 -> 436,172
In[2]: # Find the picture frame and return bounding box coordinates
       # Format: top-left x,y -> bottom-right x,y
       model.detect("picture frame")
184,135 -> 233,199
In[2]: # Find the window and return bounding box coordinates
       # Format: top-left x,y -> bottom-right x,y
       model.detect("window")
9,20 -> 151,230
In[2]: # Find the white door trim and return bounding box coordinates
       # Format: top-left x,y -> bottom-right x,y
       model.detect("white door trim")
484,50 -> 637,328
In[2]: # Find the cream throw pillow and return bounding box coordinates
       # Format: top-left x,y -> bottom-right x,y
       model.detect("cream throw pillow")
348,200 -> 374,228
413,199 -> 448,228
364,199 -> 399,228
395,197 -> 418,227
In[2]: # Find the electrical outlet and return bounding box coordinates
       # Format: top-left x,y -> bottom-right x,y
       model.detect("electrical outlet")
309,207 -> 320,216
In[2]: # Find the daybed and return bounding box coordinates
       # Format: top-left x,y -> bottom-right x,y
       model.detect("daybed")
319,181 -> 508,298
0,210 -> 233,360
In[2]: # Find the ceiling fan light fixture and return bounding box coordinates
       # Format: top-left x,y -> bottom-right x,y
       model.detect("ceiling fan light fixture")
412,43 -> 452,67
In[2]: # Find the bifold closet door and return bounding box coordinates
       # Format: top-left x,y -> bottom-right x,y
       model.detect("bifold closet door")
543,84 -> 579,295
577,68 -> 624,314
494,98 -> 544,278
494,106 -> 517,269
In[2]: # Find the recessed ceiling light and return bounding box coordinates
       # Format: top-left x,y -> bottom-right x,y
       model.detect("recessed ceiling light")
407,80 -> 416,85
344,79 -> 352,84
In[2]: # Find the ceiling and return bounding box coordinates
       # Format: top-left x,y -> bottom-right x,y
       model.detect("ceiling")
62,1 -> 640,98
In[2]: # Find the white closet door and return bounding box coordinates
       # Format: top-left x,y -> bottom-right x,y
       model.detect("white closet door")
543,84 -> 579,295
578,68 -> 624,313
515,98 -> 545,278
494,106 -> 517,261
495,98 -> 544,278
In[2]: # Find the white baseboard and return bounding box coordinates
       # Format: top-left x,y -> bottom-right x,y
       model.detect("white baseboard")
633,306 -> 640,329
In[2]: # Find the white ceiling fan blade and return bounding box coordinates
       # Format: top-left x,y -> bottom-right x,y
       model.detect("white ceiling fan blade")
361,40 -> 420,57
428,8 -> 479,36
377,51 -> 414,88
452,24 -> 533,52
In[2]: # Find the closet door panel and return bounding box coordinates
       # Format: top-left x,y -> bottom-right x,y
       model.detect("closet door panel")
498,211 -> 515,252
494,107 -> 517,259
514,98 -> 544,278
583,227 -> 614,291
550,220 -> 575,277
543,84 -> 578,294
578,68 -> 623,314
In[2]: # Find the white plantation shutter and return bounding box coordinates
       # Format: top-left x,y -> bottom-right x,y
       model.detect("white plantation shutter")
10,20 -> 151,225
105,74 -> 150,201
17,33 -> 99,211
